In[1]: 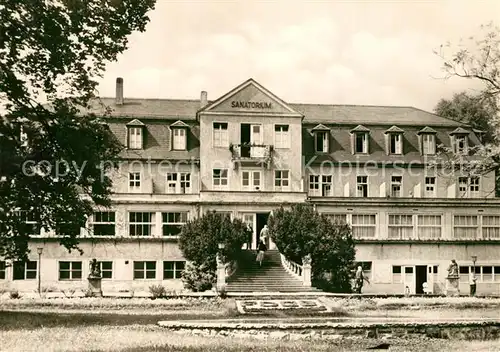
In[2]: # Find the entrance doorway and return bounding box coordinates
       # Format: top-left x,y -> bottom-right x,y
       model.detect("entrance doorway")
415,265 -> 427,294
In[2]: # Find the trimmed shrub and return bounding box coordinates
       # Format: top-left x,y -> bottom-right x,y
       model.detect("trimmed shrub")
149,284 -> 167,299
268,204 -> 356,293
179,211 -> 251,291
181,262 -> 216,292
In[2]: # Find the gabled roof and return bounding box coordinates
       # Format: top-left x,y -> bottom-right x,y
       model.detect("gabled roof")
350,125 -> 370,133
198,78 -> 303,117
384,125 -> 404,134
417,126 -> 437,134
311,123 -> 330,131
170,120 -> 189,128
450,127 -> 470,135
125,119 -> 145,126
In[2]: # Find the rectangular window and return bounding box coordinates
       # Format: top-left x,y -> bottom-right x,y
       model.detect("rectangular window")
162,212 -> 188,237
392,265 -> 402,283
163,261 -> 185,279
355,133 -> 368,153
213,169 -> 229,190
495,266 -> 500,283
422,134 -> 436,155
322,175 -> 332,196
483,266 -> 493,282
470,177 -> 480,196
129,212 -> 153,237
391,176 -> 402,197
133,261 -> 156,279
213,122 -> 228,147
389,134 -> 402,154
424,177 -> 436,198
19,211 -> 40,236
352,214 -> 376,239
309,175 -> 332,196
128,127 -> 143,149
98,261 -> 113,279
274,170 -> 290,191
241,170 -> 261,191
454,135 -> 467,154
166,173 -> 191,194
91,211 -> 115,236
55,222 -> 81,237
129,172 -> 141,192
0,261 -> 5,280
325,214 -> 347,224
13,261 -> 37,280
59,261 -> 82,280
417,215 -> 442,239
315,131 -> 329,153
356,176 -> 368,197
459,266 -> 470,283
453,215 -> 478,239
458,177 -> 480,197
482,216 -> 500,239
172,128 -> 186,150
388,214 -> 413,239
274,125 -> 290,148
309,175 -> 320,196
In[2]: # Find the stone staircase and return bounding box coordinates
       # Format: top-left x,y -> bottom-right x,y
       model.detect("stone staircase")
226,250 -> 320,293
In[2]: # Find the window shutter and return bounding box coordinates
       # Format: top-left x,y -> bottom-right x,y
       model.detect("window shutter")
366,133 -> 370,154
384,134 -> 389,155
450,135 -> 455,154
142,126 -> 147,149
418,135 -> 423,155
125,127 -> 129,148
350,133 -> 355,155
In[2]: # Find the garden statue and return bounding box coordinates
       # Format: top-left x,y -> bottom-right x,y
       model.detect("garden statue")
88,258 -> 101,279
446,259 -> 460,297
447,259 -> 459,278
87,258 -> 102,297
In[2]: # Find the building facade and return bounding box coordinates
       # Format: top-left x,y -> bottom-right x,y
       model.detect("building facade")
2,78 -> 500,295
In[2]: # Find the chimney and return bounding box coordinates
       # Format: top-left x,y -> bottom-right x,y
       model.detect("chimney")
200,91 -> 207,108
116,77 -> 124,105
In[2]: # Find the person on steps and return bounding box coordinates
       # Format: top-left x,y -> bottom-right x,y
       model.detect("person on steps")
260,224 -> 269,248
256,239 -> 267,267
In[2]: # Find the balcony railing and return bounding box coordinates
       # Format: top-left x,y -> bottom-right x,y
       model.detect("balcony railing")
229,143 -> 273,169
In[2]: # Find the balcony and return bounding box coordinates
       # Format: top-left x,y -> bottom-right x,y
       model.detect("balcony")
229,143 -> 273,169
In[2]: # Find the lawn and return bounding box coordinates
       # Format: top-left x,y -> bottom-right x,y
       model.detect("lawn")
1,297 -> 499,351
1,325 -> 499,352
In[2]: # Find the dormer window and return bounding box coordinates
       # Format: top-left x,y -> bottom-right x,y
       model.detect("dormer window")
126,119 -> 145,150
312,124 -> 330,153
418,127 -> 437,155
170,120 -> 189,151
385,126 -> 404,155
350,125 -> 370,154
450,127 -> 469,154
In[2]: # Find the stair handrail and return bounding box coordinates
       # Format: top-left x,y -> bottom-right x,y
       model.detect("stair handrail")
280,253 -> 303,279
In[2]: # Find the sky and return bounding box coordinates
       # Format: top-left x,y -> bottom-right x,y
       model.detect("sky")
97,0 -> 500,112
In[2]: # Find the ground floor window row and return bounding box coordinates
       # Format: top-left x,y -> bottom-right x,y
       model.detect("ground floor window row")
23,211 -> 190,237
323,213 -> 500,240
355,262 -> 500,285
0,260 -> 185,281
